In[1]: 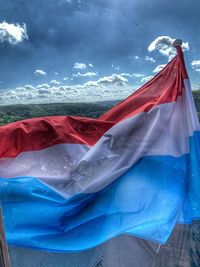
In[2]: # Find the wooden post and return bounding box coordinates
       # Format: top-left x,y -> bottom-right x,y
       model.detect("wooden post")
0,207 -> 10,267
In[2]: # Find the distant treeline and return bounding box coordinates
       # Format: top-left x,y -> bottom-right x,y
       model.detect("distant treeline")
0,90 -> 200,126
193,90 -> 200,118
0,100 -> 119,126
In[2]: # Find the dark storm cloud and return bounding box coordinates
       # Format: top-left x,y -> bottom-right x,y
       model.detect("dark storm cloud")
0,0 -> 200,90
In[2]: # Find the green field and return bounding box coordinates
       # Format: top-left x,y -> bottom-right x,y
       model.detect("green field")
0,90 -> 200,126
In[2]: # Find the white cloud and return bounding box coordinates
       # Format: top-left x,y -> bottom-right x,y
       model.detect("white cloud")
88,63 -> 94,67
141,76 -> 153,83
0,21 -> 28,45
98,74 -> 128,86
132,73 -> 145,78
84,81 -> 98,86
83,72 -> 98,77
24,84 -> 35,90
84,74 -> 127,87
191,60 -> 200,72
120,73 -> 132,77
54,72 -> 58,75
36,84 -> 50,89
54,0 -> 73,4
134,56 -> 139,59
63,77 -> 69,81
148,36 -> 189,60
38,88 -> 49,95
50,80 -> 61,85
73,63 -> 87,70
120,73 -> 145,78
73,72 -> 98,78
34,69 -> 47,76
112,64 -> 120,70
145,56 -> 156,63
0,73 -> 134,105
153,64 -> 166,73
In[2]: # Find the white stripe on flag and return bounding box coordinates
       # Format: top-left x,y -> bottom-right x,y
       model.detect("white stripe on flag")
0,91 -> 192,198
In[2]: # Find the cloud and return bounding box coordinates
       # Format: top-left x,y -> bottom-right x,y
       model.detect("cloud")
141,76 -> 153,83
153,64 -> 166,73
97,74 -> 128,86
148,36 -> 189,60
24,84 -> 35,90
36,84 -> 50,89
84,74 -> 128,87
38,88 -> 50,95
191,60 -> 200,72
0,77 -> 133,105
145,56 -> 156,63
111,64 -> 120,71
73,72 -> 98,78
191,60 -> 200,68
134,56 -> 139,59
34,69 -> 47,76
73,63 -> 87,70
1,0 -> 199,94
50,80 -> 61,85
88,63 -> 94,67
120,73 -> 145,78
0,21 -> 28,45
84,76 -> 126,87
84,81 -> 98,86
132,73 -> 145,78
120,73 -> 132,77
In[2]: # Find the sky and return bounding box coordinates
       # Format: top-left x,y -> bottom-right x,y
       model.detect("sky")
0,0 -> 200,105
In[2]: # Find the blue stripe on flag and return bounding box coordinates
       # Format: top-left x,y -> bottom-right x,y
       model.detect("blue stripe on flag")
0,132 -> 200,252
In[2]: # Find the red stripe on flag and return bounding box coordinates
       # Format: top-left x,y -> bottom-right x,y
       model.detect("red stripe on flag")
100,56 -> 184,122
0,116 -> 113,159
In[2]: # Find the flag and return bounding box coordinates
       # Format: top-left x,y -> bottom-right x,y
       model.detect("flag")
0,46 -> 199,252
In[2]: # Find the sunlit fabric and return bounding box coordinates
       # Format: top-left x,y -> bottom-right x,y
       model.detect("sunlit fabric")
0,50 -> 200,252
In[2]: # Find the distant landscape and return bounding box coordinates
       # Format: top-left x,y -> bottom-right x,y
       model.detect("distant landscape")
0,100 -> 119,126
0,90 -> 200,126
193,89 -> 200,118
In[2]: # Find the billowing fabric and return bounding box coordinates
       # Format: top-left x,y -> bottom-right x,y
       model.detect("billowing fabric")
0,51 -> 200,252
